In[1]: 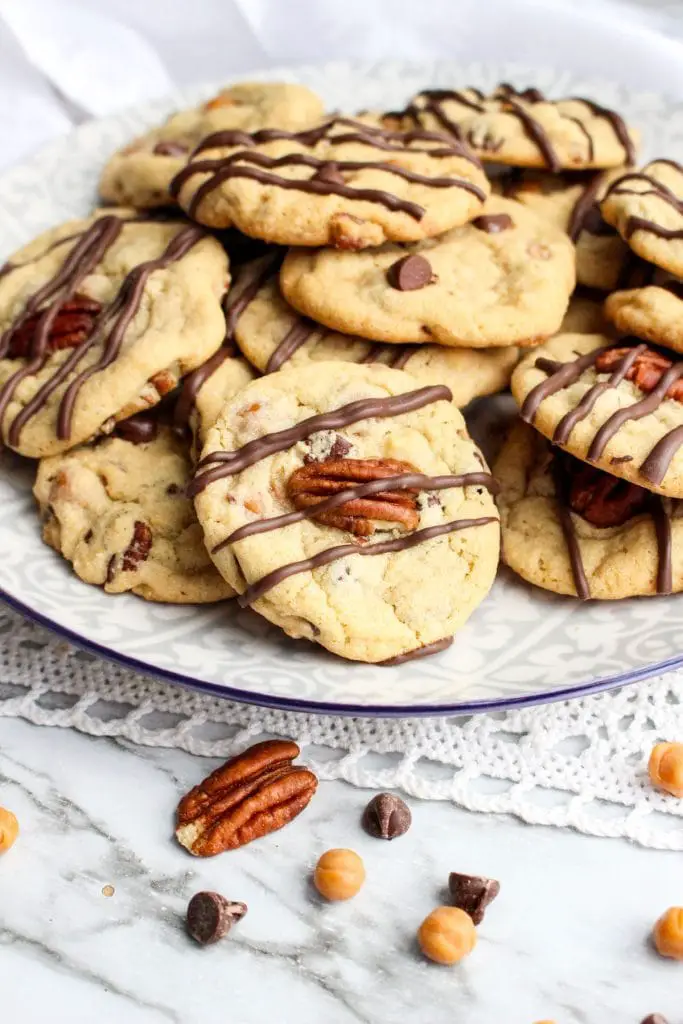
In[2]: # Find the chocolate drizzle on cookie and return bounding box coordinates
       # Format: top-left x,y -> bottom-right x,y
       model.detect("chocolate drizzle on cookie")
0,215 -> 206,445
170,117 -> 486,222
174,252 -> 283,425
551,449 -> 673,598
603,162 -> 683,242
521,343 -> 683,487
408,84 -> 634,173
190,383 -> 497,612
567,171 -> 615,241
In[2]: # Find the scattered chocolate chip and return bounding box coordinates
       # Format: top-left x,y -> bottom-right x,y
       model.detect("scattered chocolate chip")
313,162 -> 345,185
448,871 -> 500,925
153,141 -> 189,157
472,213 -> 513,233
362,792 -> 412,840
387,254 -> 434,292
186,891 -> 247,945
641,1016 -> 668,1024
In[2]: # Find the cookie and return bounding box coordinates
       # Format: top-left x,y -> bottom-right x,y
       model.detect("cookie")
174,345 -> 255,460
605,280 -> 683,354
280,196 -> 574,348
405,84 -> 637,171
496,420 -> 681,598
226,252 -> 517,402
0,211 -> 228,459
170,117 -> 490,248
34,421 -> 234,603
511,332 -> 683,497
559,292 -> 607,334
190,362 -> 500,664
600,160 -> 683,277
505,168 -> 630,290
99,82 -> 324,209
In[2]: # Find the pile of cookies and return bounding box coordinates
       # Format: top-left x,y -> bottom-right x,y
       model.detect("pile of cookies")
1,78 -> 674,666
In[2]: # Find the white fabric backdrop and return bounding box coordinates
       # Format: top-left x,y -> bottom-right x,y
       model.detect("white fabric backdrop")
0,0 -> 682,167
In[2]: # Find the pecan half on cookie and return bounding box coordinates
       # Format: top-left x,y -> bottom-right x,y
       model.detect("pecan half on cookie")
287,458 -> 420,537
7,293 -> 102,359
565,459 -> 650,528
595,347 -> 683,403
175,740 -> 317,856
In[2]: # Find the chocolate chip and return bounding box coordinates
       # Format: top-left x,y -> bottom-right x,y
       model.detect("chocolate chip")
472,214 -> 513,233
641,1016 -> 669,1024
581,203 -> 617,236
329,435 -> 352,459
387,254 -> 434,291
186,891 -> 247,945
153,141 -> 189,157
362,793 -> 412,840
313,162 -> 345,185
448,871 -> 500,925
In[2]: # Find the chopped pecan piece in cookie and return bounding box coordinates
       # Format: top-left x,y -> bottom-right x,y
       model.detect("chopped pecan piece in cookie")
287,458 -> 421,537
106,520 -> 153,582
565,459 -> 649,528
595,347 -> 683,403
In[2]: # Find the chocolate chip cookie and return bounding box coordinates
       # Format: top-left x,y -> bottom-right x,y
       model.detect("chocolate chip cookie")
100,82 -> 325,209
405,84 -> 637,170
279,196 -> 574,347
496,420 -> 681,598
171,117 -> 490,247
0,211 -> 229,458
600,160 -> 683,277
225,252 -> 517,402
511,332 -> 683,497
190,362 -> 499,664
34,421 -> 234,603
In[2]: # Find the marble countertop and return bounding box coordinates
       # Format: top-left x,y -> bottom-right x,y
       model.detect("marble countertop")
1,715 -> 682,1024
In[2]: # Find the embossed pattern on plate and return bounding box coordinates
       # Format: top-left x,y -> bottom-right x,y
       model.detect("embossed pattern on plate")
1,60 -> 683,715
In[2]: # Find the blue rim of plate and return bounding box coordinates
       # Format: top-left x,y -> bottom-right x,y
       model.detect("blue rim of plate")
3,588 -> 680,718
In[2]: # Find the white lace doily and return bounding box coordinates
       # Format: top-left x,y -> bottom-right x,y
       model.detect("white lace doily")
2,602 -> 682,851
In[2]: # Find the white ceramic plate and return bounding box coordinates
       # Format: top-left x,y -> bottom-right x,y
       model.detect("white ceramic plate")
2,59 -> 683,716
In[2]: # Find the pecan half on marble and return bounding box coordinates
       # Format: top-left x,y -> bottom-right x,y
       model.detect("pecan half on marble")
287,458 -> 421,537
7,293 -> 102,359
566,460 -> 649,528
175,739 -> 318,857
595,347 -> 683,403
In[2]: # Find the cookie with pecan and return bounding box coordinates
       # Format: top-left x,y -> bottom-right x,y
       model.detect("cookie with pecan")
0,209 -> 228,458
279,196 -> 574,348
190,362 -> 499,664
170,116 -> 490,248
511,332 -> 683,497
34,422 -> 234,603
100,82 -> 325,209
496,421 -> 683,599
